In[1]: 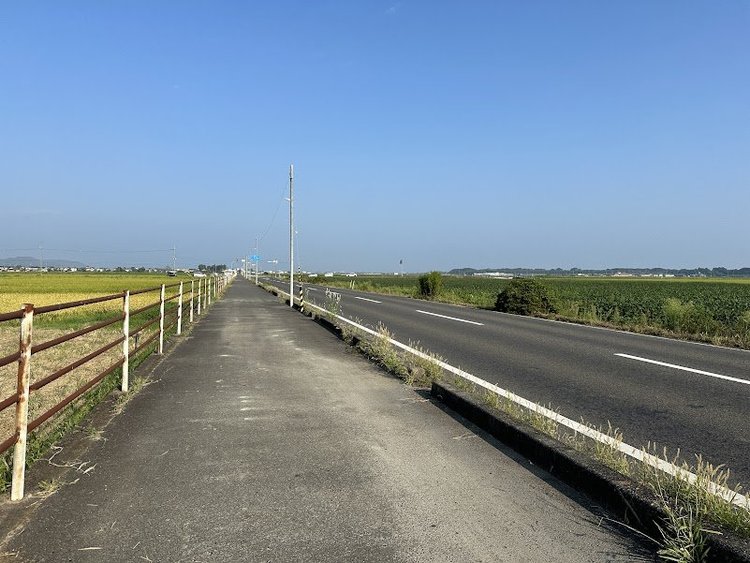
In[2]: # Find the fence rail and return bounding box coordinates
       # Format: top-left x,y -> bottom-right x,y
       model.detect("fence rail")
0,272 -> 233,500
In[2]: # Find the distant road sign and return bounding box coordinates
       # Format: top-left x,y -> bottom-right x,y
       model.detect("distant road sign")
251,255 -> 261,261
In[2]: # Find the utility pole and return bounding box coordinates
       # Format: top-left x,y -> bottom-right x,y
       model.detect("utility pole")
172,245 -> 176,272
289,164 -> 294,307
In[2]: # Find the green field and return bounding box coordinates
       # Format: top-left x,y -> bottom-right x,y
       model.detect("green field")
311,274 -> 750,348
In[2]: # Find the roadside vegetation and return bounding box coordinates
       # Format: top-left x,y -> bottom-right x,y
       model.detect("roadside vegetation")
417,271 -> 444,299
475,378 -> 750,560
495,278 -> 556,315
307,274 -> 750,350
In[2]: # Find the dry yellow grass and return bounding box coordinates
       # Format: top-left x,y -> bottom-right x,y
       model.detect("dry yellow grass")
0,323 -> 160,446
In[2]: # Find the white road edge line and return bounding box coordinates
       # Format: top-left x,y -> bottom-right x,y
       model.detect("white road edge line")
272,286 -> 748,509
615,353 -> 750,386
354,296 -> 382,304
416,310 -> 484,326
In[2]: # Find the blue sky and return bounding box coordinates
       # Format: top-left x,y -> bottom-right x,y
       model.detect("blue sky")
1,1 -> 748,271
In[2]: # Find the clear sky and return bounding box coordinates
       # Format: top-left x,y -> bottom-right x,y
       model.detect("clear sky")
1,1 -> 748,272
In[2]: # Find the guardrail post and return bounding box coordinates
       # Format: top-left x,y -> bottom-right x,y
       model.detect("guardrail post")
11,304 -> 34,501
177,282 -> 184,335
189,280 -> 194,323
158,284 -> 165,354
121,291 -> 130,392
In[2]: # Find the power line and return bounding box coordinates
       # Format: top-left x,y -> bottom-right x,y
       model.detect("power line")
258,182 -> 288,243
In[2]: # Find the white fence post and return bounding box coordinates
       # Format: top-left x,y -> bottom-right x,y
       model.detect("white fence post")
208,277 -> 212,306
158,284 -> 165,354
11,304 -> 33,501
189,280 -> 194,323
177,282 -> 184,335
197,278 -> 202,315
122,291 -> 130,392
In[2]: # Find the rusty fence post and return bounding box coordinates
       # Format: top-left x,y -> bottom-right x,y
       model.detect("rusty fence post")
177,282 -> 184,336
189,280 -> 194,323
11,304 -> 34,501
158,284 -> 165,354
122,291 -> 130,392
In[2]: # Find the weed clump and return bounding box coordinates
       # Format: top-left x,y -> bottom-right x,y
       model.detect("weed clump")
418,271 -> 443,299
404,341 -> 444,386
359,324 -> 407,378
495,278 -> 557,315
638,451 -> 750,542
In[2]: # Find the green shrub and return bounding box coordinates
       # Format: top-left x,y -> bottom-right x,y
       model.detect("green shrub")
495,278 -> 557,315
418,271 -> 444,299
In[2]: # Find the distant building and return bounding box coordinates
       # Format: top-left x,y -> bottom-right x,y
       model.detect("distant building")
473,272 -> 513,279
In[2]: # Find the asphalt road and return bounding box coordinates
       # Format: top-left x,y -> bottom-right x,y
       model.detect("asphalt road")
268,277 -> 750,487
2,282 -> 648,561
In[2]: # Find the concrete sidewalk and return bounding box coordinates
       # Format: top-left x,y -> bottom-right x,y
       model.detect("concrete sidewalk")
1,281 -> 651,562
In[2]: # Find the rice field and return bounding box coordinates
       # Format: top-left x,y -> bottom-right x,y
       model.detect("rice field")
0,272 -> 199,327
0,272 -> 207,469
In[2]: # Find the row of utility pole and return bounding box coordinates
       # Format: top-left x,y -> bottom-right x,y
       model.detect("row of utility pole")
244,164 -> 294,308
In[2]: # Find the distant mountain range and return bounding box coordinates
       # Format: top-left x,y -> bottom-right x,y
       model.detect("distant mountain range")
448,267 -> 750,278
0,256 -> 87,268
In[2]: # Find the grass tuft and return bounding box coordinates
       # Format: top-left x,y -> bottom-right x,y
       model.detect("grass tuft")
404,341 -> 444,386
638,451 -> 750,542
36,477 -> 63,497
